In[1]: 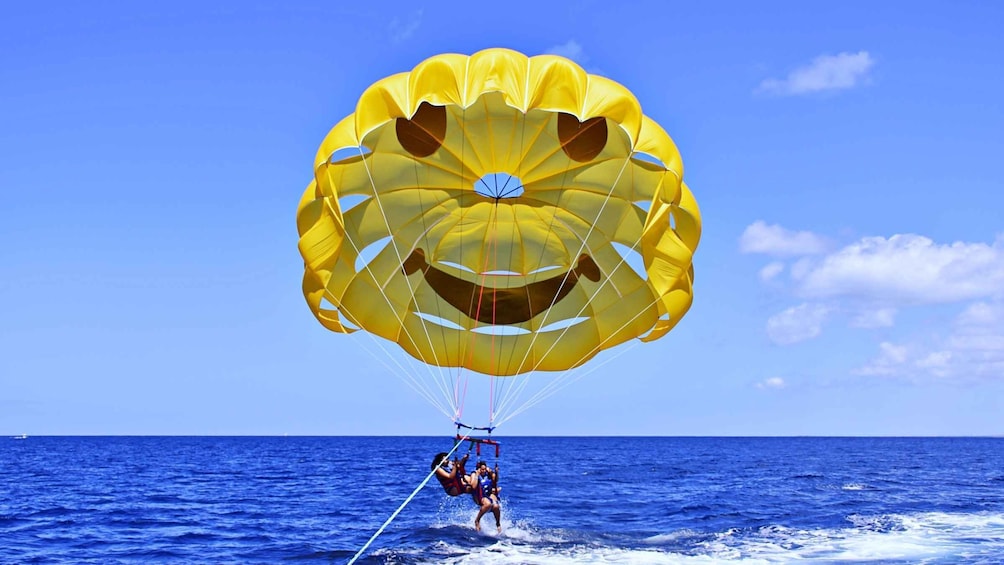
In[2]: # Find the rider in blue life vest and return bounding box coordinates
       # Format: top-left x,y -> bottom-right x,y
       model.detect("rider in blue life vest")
472,460 -> 501,533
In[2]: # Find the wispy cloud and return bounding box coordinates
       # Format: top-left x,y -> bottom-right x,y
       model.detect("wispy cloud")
794,234 -> 1004,304
854,300 -> 1004,379
766,303 -> 831,345
545,40 -> 603,75
850,307 -> 897,329
756,377 -> 786,390
757,51 -> 875,96
854,342 -> 910,376
389,9 -> 422,43
740,221 -> 829,256
759,261 -> 785,282
745,225 -> 1004,305
747,223 -> 1004,380
546,40 -> 585,63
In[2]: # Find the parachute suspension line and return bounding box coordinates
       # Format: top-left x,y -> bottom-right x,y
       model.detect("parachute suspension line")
523,153 -> 633,372
347,434 -> 469,565
491,164 -> 523,425
353,145 -> 459,417
453,105 -> 469,425
456,197 -> 501,425
346,329 -> 453,419
410,143 -> 463,423
333,196 -> 457,416
497,341 -> 638,425
498,144 -> 592,380
499,283 -> 670,425
501,221 -> 688,424
492,153 -> 634,423
491,115 -> 570,400
498,166 -> 671,423
489,199 -> 503,427
490,110 -> 533,410
355,146 -> 458,408
489,153 -> 630,425
333,214 -> 455,416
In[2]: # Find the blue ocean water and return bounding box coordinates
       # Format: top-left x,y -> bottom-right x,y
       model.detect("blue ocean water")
2,437 -> 1003,563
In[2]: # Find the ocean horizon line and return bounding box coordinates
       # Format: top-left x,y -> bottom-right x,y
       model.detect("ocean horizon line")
6,433 -> 1004,439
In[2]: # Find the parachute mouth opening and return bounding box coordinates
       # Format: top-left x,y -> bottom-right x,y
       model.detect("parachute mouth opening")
412,311 -> 589,335
402,248 -> 601,325
474,173 -> 524,200
328,145 -> 372,165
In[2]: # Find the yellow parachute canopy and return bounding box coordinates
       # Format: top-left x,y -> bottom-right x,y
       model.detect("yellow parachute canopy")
297,48 -> 701,376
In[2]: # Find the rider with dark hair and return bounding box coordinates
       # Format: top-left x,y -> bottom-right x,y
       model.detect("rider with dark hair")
431,452 -> 475,497
472,460 -> 501,533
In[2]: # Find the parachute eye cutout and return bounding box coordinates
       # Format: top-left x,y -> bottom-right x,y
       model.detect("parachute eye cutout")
396,102 -> 447,157
557,112 -> 607,162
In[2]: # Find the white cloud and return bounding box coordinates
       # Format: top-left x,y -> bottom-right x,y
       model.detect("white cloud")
740,221 -> 829,257
915,351 -> 952,377
545,40 -> 603,75
749,227 -> 1004,380
957,301 -> 1004,326
758,51 -> 875,96
795,234 -> 1004,304
854,341 -> 909,376
850,307 -> 897,328
759,261 -> 785,282
546,40 -> 586,63
389,9 -> 422,43
766,303 -> 831,345
854,300 -> 1004,380
756,377 -> 786,390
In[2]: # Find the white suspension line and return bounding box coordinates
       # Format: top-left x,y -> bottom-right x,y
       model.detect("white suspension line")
497,284 -> 673,425
333,217 -> 458,416
346,329 -> 453,420
350,145 -> 458,410
497,340 -> 639,426
510,153 -> 633,379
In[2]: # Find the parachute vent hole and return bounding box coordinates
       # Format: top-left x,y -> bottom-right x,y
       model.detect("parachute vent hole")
437,260 -> 476,274
471,325 -> 531,336
415,311 -> 465,331
632,151 -> 667,169
611,242 -> 648,280
633,200 -> 652,213
538,317 -> 590,333
339,194 -> 371,214
329,146 -> 372,165
355,236 -> 393,273
528,265 -> 562,275
475,173 -> 524,200
320,303 -> 361,331
339,311 -> 361,331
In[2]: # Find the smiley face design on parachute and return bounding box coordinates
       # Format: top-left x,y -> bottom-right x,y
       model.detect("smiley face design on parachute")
395,103 -> 606,325
296,49 -> 701,375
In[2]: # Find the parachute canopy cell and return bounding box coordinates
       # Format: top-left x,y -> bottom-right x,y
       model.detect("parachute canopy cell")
296,48 -> 701,376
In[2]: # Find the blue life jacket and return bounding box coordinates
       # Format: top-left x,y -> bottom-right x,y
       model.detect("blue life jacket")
477,472 -> 494,501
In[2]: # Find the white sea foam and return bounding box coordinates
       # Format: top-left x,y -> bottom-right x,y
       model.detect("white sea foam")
643,529 -> 702,544
412,511 -> 1004,564
841,483 -> 866,491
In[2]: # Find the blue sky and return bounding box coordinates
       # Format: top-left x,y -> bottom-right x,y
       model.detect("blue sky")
2,1 -> 1003,436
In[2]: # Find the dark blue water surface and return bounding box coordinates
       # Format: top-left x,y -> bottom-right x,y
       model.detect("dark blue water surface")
2,436 -> 1003,563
